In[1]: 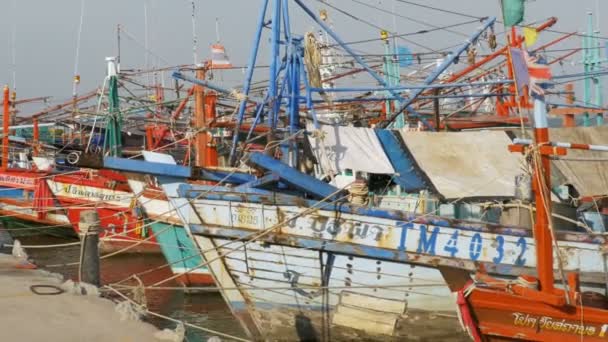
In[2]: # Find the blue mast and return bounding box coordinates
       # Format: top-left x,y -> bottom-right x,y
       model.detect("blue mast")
228,0 -> 270,165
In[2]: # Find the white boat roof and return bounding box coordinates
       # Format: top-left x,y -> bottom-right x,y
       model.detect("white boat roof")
398,130 -> 524,200
307,124 -> 395,175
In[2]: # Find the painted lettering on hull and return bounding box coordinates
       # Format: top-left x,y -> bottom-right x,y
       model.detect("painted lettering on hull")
512,312 -> 600,336
192,201 -> 601,272
48,181 -> 129,204
0,175 -> 35,187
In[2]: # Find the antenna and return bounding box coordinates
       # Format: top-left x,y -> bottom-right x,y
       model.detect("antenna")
144,1 -> 150,93
191,0 -> 198,64
215,17 -> 221,43
597,0 -> 601,31
73,0 -> 85,97
10,0 -> 17,92
116,24 -> 121,72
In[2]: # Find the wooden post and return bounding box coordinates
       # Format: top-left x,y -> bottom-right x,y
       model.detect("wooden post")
32,118 -> 39,157
564,83 -> 576,127
532,98 -> 554,294
2,86 -> 10,170
10,91 -> 16,137
79,210 -> 100,287
433,88 -> 441,130
204,92 -> 218,167
194,65 -> 207,167
145,126 -> 154,150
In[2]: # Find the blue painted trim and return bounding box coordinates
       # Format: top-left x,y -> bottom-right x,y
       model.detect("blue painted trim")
0,188 -> 25,199
233,173 -> 280,192
197,169 -> 255,184
177,183 -> 275,197
247,152 -> 341,200
103,157 -> 191,178
178,185 -> 551,238
187,224 -> 546,278
375,129 -> 428,191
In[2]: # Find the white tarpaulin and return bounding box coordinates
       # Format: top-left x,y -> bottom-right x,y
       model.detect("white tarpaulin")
513,126 -> 608,197
307,124 -> 395,175
399,130 -> 523,199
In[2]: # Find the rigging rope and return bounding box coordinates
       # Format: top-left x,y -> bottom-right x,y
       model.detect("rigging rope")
73,0 -> 86,97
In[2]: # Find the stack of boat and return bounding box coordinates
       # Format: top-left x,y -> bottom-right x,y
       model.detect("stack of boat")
3,1 -> 608,340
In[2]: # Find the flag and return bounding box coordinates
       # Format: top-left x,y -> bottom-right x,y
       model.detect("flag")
523,27 -> 538,46
510,47 -> 552,95
502,0 -> 525,27
509,47 -> 529,94
210,44 -> 232,69
397,46 -> 413,67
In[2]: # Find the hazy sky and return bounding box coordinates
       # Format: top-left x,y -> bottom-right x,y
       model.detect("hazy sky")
0,0 -> 606,112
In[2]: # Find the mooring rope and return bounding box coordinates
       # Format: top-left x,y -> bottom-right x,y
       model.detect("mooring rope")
105,285 -> 251,342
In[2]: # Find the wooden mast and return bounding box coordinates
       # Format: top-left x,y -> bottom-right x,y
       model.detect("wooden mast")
32,117 -> 39,157
203,89 -> 218,167
531,96 -> 554,293
194,64 -> 207,168
2,85 -> 10,170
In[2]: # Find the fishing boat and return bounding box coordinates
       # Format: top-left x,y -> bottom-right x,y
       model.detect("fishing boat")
127,177 -> 213,286
454,95 -> 608,342
0,86 -> 72,236
96,1 -> 608,340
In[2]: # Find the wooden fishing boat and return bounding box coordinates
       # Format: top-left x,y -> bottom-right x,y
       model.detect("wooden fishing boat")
0,86 -> 72,235
45,168 -> 159,254
96,1 -> 608,339
453,97 -> 608,341
127,178 -> 214,286
0,169 -> 71,230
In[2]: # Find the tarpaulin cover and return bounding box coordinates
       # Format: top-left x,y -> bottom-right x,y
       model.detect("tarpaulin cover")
399,130 -> 523,199
307,124 -> 395,175
514,126 -> 608,197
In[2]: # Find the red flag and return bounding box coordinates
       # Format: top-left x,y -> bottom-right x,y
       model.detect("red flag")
210,44 -> 232,70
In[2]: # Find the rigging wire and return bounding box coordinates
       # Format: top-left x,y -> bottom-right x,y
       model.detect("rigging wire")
10,0 -> 17,91
395,0 -> 608,40
73,0 -> 86,98
347,0 -> 470,38
314,0 -> 441,53
324,19 -> 482,49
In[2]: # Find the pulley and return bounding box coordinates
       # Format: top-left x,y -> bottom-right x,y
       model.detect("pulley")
467,48 -> 477,65
66,151 -> 81,165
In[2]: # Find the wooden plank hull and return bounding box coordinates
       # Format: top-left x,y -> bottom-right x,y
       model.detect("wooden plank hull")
465,286 -> 608,341
46,176 -> 160,254
156,181 -> 608,340
128,179 -> 213,286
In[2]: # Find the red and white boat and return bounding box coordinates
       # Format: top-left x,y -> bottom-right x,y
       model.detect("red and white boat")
0,169 -> 71,228
46,168 -> 159,253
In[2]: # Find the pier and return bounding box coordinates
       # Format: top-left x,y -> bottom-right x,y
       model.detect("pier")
0,252 -> 163,342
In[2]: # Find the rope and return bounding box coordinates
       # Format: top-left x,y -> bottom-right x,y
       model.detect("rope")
110,283 -> 448,292
4,241 -> 81,249
44,221 -> 174,268
138,167 -> 522,288
304,32 -> 323,89
149,187 -> 351,288
348,180 -> 369,205
532,147 -> 572,303
104,285 -> 251,342
484,202 -> 595,233
29,285 -> 65,296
